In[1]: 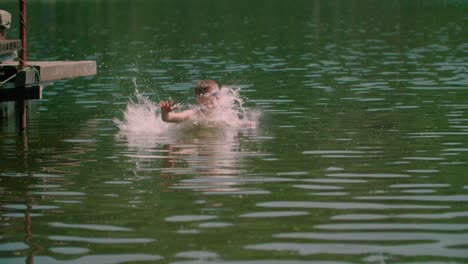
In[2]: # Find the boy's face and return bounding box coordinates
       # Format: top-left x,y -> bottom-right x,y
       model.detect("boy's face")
194,87 -> 218,107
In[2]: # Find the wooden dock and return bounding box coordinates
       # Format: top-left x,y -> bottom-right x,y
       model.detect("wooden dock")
0,60 -> 97,102
1,7 -> 97,132
1,60 -> 96,82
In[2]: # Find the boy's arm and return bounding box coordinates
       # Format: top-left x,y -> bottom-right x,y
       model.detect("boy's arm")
159,101 -> 195,123
162,109 -> 195,123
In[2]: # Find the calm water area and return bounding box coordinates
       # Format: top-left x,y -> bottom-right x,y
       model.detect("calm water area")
1,0 -> 468,263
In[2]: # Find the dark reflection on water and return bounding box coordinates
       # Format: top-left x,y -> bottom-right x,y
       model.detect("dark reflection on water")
1,0 -> 468,263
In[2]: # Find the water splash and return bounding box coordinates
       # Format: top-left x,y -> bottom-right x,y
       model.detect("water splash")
114,86 -> 259,137
114,90 -> 170,135
191,87 -> 259,128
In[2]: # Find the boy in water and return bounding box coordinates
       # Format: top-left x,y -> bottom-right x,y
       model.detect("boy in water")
159,79 -> 220,123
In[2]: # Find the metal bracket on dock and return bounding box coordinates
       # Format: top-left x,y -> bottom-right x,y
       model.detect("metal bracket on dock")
15,67 -> 38,86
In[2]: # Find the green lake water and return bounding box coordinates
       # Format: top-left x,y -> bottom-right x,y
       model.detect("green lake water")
1,0 -> 468,263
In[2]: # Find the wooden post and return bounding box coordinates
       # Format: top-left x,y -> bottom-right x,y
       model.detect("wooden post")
18,0 -> 27,132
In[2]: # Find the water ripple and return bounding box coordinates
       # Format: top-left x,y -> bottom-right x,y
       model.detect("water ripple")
165,215 -> 218,222
355,195 -> 468,202
240,211 -> 308,218
245,242 -> 468,259
390,183 -> 450,188
303,178 -> 366,184
198,222 -> 232,228
49,247 -> 90,254
332,211 -> 468,220
257,201 -> 448,210
3,254 -> 163,263
316,223 -> 468,231
326,173 -> 410,178
0,242 -> 29,252
32,191 -> 85,196
175,250 -> 219,260
274,231 -> 467,244
49,236 -> 155,244
303,150 -> 365,155
49,222 -> 132,231
172,261 -> 349,264
293,184 -> 343,190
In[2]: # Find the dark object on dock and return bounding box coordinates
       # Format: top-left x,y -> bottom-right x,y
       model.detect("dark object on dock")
0,40 -> 20,51
0,10 -> 18,62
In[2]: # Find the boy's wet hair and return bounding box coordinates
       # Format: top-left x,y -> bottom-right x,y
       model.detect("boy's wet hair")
194,80 -> 219,95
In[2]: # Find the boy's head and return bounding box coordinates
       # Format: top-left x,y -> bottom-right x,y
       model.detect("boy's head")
194,80 -> 220,106
194,80 -> 219,95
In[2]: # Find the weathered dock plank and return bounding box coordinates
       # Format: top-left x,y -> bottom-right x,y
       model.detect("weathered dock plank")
0,60 -> 96,82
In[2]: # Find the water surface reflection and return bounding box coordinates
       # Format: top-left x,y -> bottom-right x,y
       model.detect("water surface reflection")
120,123 -> 267,195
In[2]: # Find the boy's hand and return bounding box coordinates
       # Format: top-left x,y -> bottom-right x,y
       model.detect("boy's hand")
159,100 -> 178,112
159,100 -> 192,123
